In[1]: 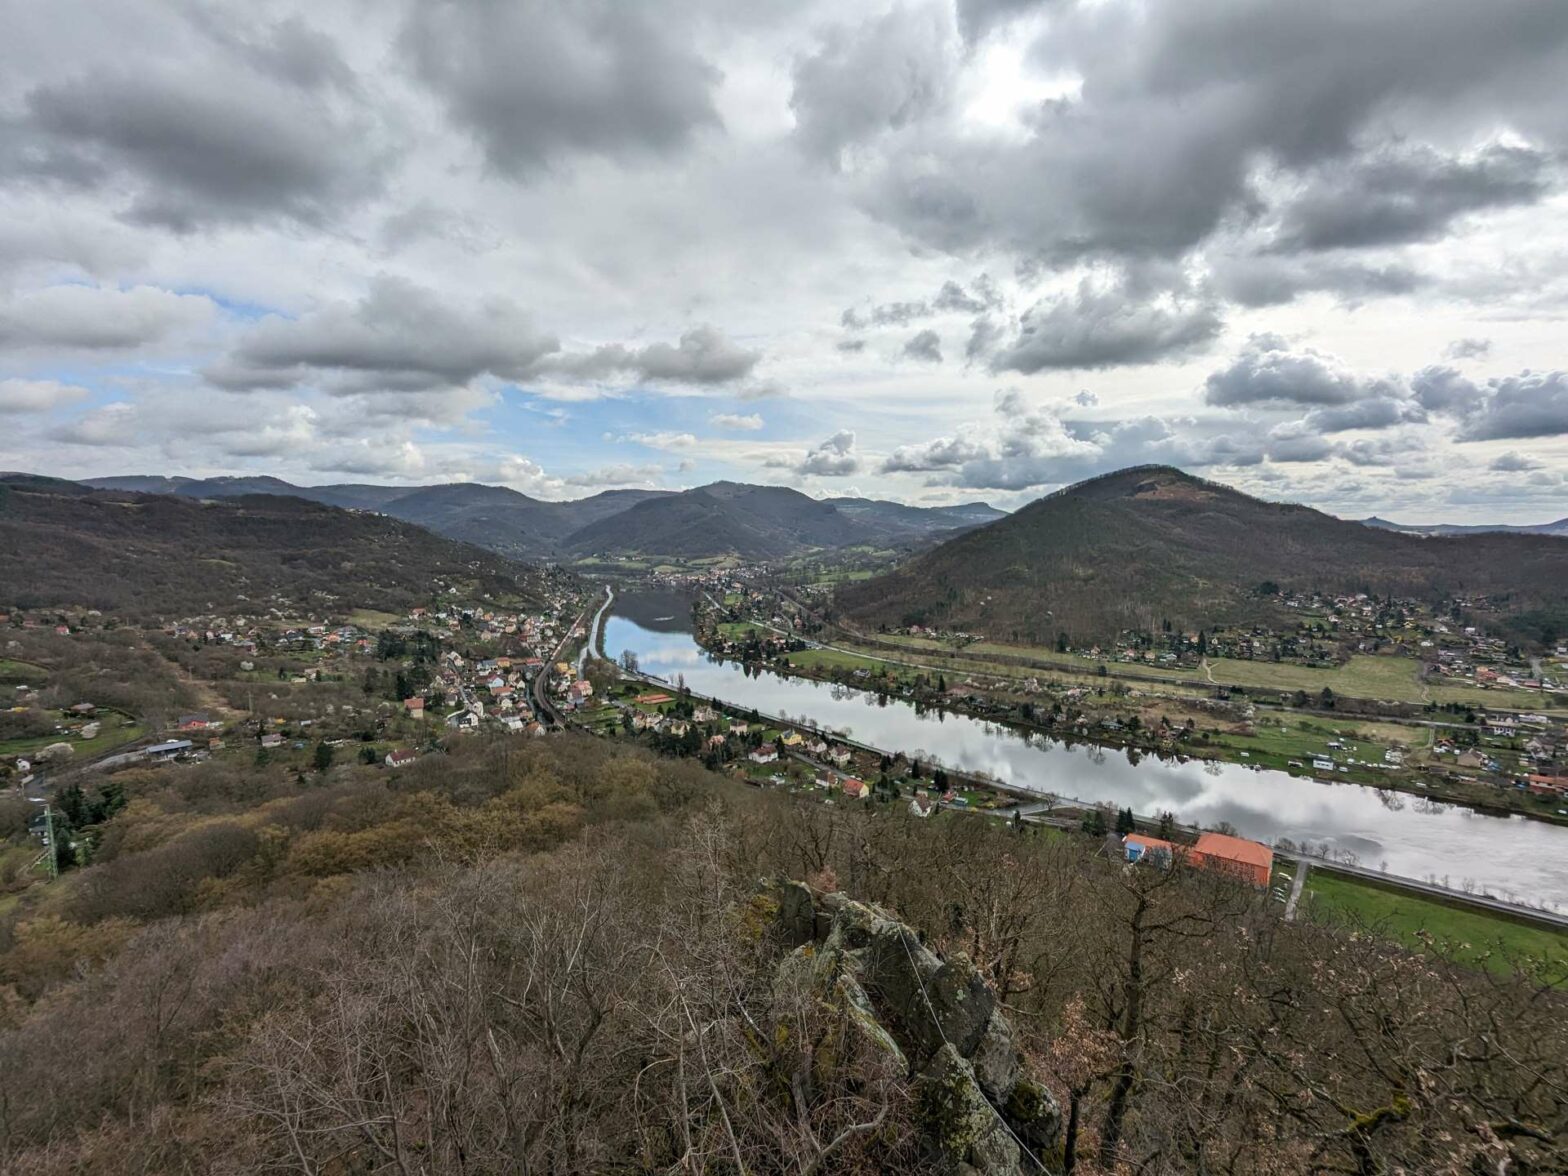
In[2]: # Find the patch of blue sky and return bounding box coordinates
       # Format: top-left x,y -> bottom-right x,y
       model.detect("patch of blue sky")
467,385 -> 796,487
173,287 -> 280,321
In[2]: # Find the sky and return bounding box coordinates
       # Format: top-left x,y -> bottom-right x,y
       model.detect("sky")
2,0 -> 1567,523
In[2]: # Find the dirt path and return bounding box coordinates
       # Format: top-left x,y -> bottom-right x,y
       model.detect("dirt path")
149,641 -> 243,719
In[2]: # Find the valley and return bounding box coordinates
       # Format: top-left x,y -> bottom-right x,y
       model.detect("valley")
4,463 -> 1567,1174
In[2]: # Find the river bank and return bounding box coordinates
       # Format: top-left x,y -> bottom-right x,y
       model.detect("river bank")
696,596 -> 1568,828
599,590 -> 1568,913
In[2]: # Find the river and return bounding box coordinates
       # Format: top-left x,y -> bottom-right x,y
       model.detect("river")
604,590 -> 1568,911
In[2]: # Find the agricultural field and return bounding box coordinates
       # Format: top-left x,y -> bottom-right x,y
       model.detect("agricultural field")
864,635 -> 1564,711
786,647 -> 917,685
830,636 -> 1213,699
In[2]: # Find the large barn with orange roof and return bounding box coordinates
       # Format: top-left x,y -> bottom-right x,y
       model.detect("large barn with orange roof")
1188,832 -> 1273,888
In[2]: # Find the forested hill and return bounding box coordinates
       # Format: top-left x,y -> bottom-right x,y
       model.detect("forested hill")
836,465 -> 1568,647
0,475 -> 548,615
81,473 -> 1004,561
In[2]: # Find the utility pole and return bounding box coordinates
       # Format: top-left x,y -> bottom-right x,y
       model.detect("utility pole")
43,802 -> 58,880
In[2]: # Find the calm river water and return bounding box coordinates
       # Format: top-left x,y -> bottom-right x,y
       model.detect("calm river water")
604,591 -> 1568,911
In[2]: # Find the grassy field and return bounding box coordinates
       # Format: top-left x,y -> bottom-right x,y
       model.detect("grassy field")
0,658 -> 49,684
787,648 -> 917,684
347,608 -> 403,629
0,712 -> 144,760
831,637 -> 1215,699
865,636 -> 1563,711
717,621 -> 767,639
1303,870 -> 1568,976
1211,713 -> 1416,771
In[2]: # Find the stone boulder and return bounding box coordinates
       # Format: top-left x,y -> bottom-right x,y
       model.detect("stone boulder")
758,878 -> 1061,1174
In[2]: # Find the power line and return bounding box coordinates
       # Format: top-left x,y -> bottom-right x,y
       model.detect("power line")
896,928 -> 1046,1171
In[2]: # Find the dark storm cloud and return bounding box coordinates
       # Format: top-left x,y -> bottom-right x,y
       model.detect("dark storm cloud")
1208,254 -> 1426,308
862,1 -> 1568,269
1273,143 -> 1555,252
213,276 -> 559,392
1204,335 -> 1395,407
5,14 -> 383,230
404,0 -> 721,176
902,328 -> 943,363
1457,371 -> 1568,440
541,325 -> 762,385
790,3 -> 955,166
993,281 -> 1222,372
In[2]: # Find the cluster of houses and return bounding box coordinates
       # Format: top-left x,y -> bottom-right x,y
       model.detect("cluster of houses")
162,614 -> 378,656
412,650 -> 547,737
1431,709 -> 1566,799
409,601 -> 574,649
887,592 -> 1568,698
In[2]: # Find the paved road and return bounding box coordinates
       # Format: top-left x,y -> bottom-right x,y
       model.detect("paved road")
579,585 -> 615,675
535,595 -> 597,727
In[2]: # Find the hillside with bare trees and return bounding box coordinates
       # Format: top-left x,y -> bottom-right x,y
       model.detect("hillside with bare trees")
0,732 -> 1563,1174
0,475 -> 548,616
838,466 -> 1568,648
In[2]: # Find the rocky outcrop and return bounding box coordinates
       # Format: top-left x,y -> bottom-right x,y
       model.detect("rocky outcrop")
761,880 -> 1061,1175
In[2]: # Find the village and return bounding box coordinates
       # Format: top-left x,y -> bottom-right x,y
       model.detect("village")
5,564 -> 1566,937
685,580 -> 1568,821
0,580 -> 601,794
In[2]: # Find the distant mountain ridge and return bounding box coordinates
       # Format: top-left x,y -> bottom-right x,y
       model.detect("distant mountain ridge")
79,474 -> 1003,561
837,465 -> 1568,648
1361,515 -> 1568,538
0,474 -> 550,615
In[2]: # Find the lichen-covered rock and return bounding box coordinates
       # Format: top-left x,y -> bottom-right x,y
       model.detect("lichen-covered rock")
1005,1077 -> 1063,1156
775,879 -> 817,947
920,953 -> 995,1062
917,1043 -> 1023,1176
970,1011 -> 1019,1104
833,972 -> 907,1070
862,921 -> 944,1048
759,883 -> 1060,1173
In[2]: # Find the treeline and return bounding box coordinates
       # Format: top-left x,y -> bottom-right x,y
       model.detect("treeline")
0,735 -> 1563,1172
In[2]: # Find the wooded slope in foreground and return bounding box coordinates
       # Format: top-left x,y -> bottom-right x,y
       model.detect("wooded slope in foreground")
838,466 -> 1568,647
0,733 -> 1563,1174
